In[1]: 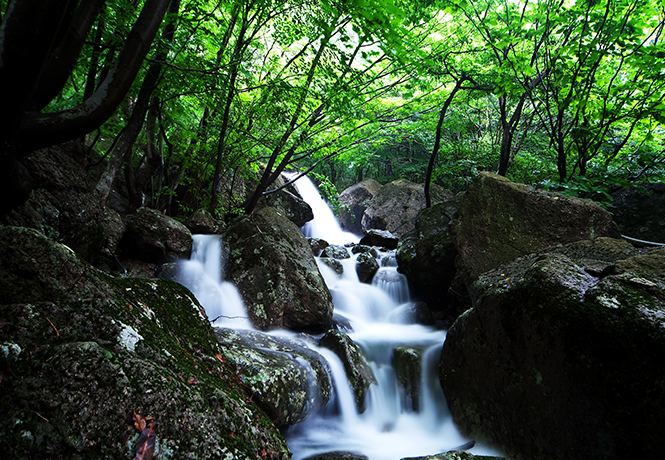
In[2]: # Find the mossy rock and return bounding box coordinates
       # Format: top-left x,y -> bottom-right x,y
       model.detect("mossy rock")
0,226 -> 289,459
441,245 -> 665,460
225,207 -> 333,331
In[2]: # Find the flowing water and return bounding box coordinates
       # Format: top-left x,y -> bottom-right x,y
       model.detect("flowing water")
285,176 -> 500,459
178,176 -> 500,459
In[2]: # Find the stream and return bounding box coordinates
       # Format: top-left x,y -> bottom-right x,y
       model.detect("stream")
179,176 -> 501,459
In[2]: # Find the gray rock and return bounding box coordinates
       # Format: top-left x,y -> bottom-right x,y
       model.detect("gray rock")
452,172 -> 621,289
186,208 -> 223,234
339,179 -> 382,235
396,196 -> 462,324
361,179 -> 452,238
356,252 -> 379,283
309,237 -> 330,256
225,207 -> 334,331
610,183 -> 665,243
118,207 -> 193,263
304,452 -> 369,460
319,330 -> 376,411
322,244 -> 351,259
320,257 -> 344,276
393,346 -> 422,411
215,328 -> 331,427
441,242 -> 665,460
359,229 -> 399,250
1,146 -> 108,264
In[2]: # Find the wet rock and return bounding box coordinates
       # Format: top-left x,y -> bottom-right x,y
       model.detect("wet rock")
401,451 -> 505,460
320,257 -> 344,276
396,196 -> 463,324
0,226 -> 290,460
610,183 -> 665,243
304,451 -> 369,460
120,258 -> 159,278
215,328 -> 331,427
452,172 -> 621,289
186,208 -> 223,234
356,252 -> 379,283
225,207 -> 334,331
351,244 -> 379,258
262,187 -> 314,227
361,179 -> 452,238
339,179 -> 382,235
440,244 -> 665,460
359,229 -> 399,250
118,207 -> 193,264
322,244 -> 351,259
319,330 -> 376,411
309,237 -> 330,256
393,346 -> 422,411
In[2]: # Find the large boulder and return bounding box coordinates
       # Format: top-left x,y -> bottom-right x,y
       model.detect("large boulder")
1,146 -> 111,264
610,183 -> 665,243
225,206 -> 334,331
118,207 -> 193,264
339,179 -> 382,234
396,195 -> 463,324
361,180 -> 452,238
452,172 -> 621,288
0,226 -> 289,459
440,238 -> 665,460
215,328 -> 331,427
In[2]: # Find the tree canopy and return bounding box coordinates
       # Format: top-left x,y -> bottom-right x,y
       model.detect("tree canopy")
1,0 -> 664,217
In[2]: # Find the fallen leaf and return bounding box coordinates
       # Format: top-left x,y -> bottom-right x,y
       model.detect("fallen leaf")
134,420 -> 157,460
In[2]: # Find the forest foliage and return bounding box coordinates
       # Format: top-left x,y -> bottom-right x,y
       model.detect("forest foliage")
1,0 -> 664,217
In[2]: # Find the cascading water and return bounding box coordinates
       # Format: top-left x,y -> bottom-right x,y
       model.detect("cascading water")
285,176 -> 500,459
177,234 -> 253,330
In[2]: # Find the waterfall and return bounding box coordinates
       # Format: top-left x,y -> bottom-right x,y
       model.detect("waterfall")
285,175 -> 500,459
177,234 -> 253,329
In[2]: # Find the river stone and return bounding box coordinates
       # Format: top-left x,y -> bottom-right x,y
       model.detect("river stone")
225,206 -> 334,331
610,183 -> 665,243
0,226 -> 290,459
214,328 -> 331,427
186,208 -> 224,234
351,244 -> 379,258
356,252 -> 379,283
319,330 -> 376,411
0,145 -> 109,264
440,245 -> 665,460
396,195 -> 463,325
322,244 -> 351,259
452,172 -> 621,288
304,452 -> 369,460
393,346 -> 422,411
309,237 -> 330,256
118,207 -> 193,264
339,178 -> 383,235
359,229 -> 399,250
320,257 -> 344,275
401,451 -> 506,460
262,187 -> 314,227
361,179 -> 452,238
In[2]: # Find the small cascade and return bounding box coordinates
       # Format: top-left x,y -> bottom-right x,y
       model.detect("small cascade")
287,173 -> 360,245
177,234 -> 253,329
286,176 -> 500,459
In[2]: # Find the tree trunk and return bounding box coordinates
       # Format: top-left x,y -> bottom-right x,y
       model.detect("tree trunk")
28,0 -> 107,111
424,78 -> 467,207
16,0 -> 172,154
93,0 -> 180,208
0,0 -> 74,214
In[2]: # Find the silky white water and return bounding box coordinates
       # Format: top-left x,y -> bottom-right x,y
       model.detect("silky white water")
285,176 -> 499,459
177,234 -> 253,329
